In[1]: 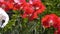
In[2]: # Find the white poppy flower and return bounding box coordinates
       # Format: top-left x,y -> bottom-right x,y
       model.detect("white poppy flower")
0,8 -> 9,28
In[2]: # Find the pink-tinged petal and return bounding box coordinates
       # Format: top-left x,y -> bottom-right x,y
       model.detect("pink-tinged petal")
0,0 -> 4,2
14,0 -> 26,4
29,0 -> 41,4
14,0 -> 20,3
29,0 -> 40,2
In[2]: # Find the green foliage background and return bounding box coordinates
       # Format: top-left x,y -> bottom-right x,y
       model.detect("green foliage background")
0,0 -> 60,34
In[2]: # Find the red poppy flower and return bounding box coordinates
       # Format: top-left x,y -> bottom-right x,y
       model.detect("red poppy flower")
54,17 -> 60,29
42,15 -> 50,28
29,0 -> 46,14
30,12 -> 38,20
24,0 -> 45,20
0,0 -> 46,20
42,14 -> 58,28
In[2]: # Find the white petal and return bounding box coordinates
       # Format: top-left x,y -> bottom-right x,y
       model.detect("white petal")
0,8 -> 9,28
